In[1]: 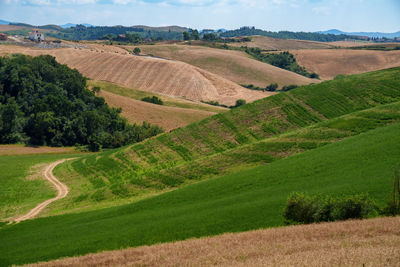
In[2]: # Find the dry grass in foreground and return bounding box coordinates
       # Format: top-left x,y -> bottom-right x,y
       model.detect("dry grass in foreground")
29,216 -> 400,267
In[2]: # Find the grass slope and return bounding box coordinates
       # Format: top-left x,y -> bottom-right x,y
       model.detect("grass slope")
49,67 -> 400,213
1,122 -> 400,265
50,100 -> 400,215
0,152 -> 83,221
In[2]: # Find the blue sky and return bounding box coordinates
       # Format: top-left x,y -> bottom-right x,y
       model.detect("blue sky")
0,0 -> 399,32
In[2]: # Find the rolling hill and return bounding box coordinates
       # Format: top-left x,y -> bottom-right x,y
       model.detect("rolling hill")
135,44 -> 317,88
1,120 -> 400,265
0,45 -> 267,106
1,68 -> 400,265
228,35 -> 335,50
291,49 -> 400,80
35,67 -> 400,216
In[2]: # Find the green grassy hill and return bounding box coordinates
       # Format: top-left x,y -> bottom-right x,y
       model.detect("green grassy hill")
50,67 -> 400,213
1,121 -> 400,266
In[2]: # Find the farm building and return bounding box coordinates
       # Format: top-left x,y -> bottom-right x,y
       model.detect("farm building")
29,29 -> 44,41
0,33 -> 7,41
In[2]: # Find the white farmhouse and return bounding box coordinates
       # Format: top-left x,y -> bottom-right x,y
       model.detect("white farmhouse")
29,29 -> 45,42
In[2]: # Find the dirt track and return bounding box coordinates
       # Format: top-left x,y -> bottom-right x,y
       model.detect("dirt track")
13,159 -> 70,223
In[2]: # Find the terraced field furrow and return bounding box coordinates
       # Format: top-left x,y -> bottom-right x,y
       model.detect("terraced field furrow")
49,67 -> 400,214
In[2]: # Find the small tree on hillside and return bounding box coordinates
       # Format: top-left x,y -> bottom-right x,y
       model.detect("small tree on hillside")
191,30 -> 200,40
183,31 -> 191,41
234,99 -> 246,107
133,47 -> 141,55
91,86 -> 101,95
266,83 -> 278,92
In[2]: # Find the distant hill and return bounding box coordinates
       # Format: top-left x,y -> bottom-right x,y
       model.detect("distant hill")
60,23 -> 93,28
0,19 -> 9,25
220,26 -> 364,42
318,29 -> 400,38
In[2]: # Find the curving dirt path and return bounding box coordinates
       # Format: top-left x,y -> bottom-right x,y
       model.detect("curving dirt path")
13,159 -> 72,223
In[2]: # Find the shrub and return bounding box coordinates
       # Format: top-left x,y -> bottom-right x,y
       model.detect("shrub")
283,192 -> 377,225
266,83 -> 278,92
133,47 -> 141,55
141,96 -> 164,105
234,99 -> 246,107
281,84 -> 298,91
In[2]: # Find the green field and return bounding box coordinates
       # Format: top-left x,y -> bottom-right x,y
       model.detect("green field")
48,100 -> 400,215
1,122 -> 399,265
47,67 -> 400,213
0,153 -> 83,221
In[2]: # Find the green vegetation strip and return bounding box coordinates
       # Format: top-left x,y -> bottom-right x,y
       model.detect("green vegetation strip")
1,123 -> 400,265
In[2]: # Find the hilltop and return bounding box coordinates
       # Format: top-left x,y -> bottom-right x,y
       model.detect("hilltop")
136,44 -> 315,87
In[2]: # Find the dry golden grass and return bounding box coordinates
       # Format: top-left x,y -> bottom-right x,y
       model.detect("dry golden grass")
135,44 -> 316,88
292,49 -> 400,80
0,145 -> 75,155
0,45 -> 269,106
229,36 -> 335,50
28,216 -> 400,267
99,90 -> 216,131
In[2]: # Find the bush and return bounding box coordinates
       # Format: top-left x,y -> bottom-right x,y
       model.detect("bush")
281,85 -> 298,91
234,99 -> 246,107
133,47 -> 141,55
283,192 -> 377,225
141,96 -> 163,105
266,83 -> 278,92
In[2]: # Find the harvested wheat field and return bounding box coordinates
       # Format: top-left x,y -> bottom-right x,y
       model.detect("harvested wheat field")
28,216 -> 400,267
228,36 -> 335,50
136,44 -> 316,88
0,45 -> 267,106
99,90 -> 216,131
0,145 -> 75,155
292,49 -> 400,80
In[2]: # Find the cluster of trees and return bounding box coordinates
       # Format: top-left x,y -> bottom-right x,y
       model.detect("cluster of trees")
283,192 -> 377,225
183,30 -> 200,40
101,32 -> 143,44
201,99 -> 246,108
48,25 -> 184,41
0,54 -> 163,151
245,48 -> 319,78
241,83 -> 279,92
141,96 -> 163,105
220,26 -> 365,42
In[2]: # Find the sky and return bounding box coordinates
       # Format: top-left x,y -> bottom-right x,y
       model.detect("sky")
0,0 -> 399,32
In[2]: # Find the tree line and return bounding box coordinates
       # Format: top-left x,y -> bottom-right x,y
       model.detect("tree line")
0,54 -> 163,151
